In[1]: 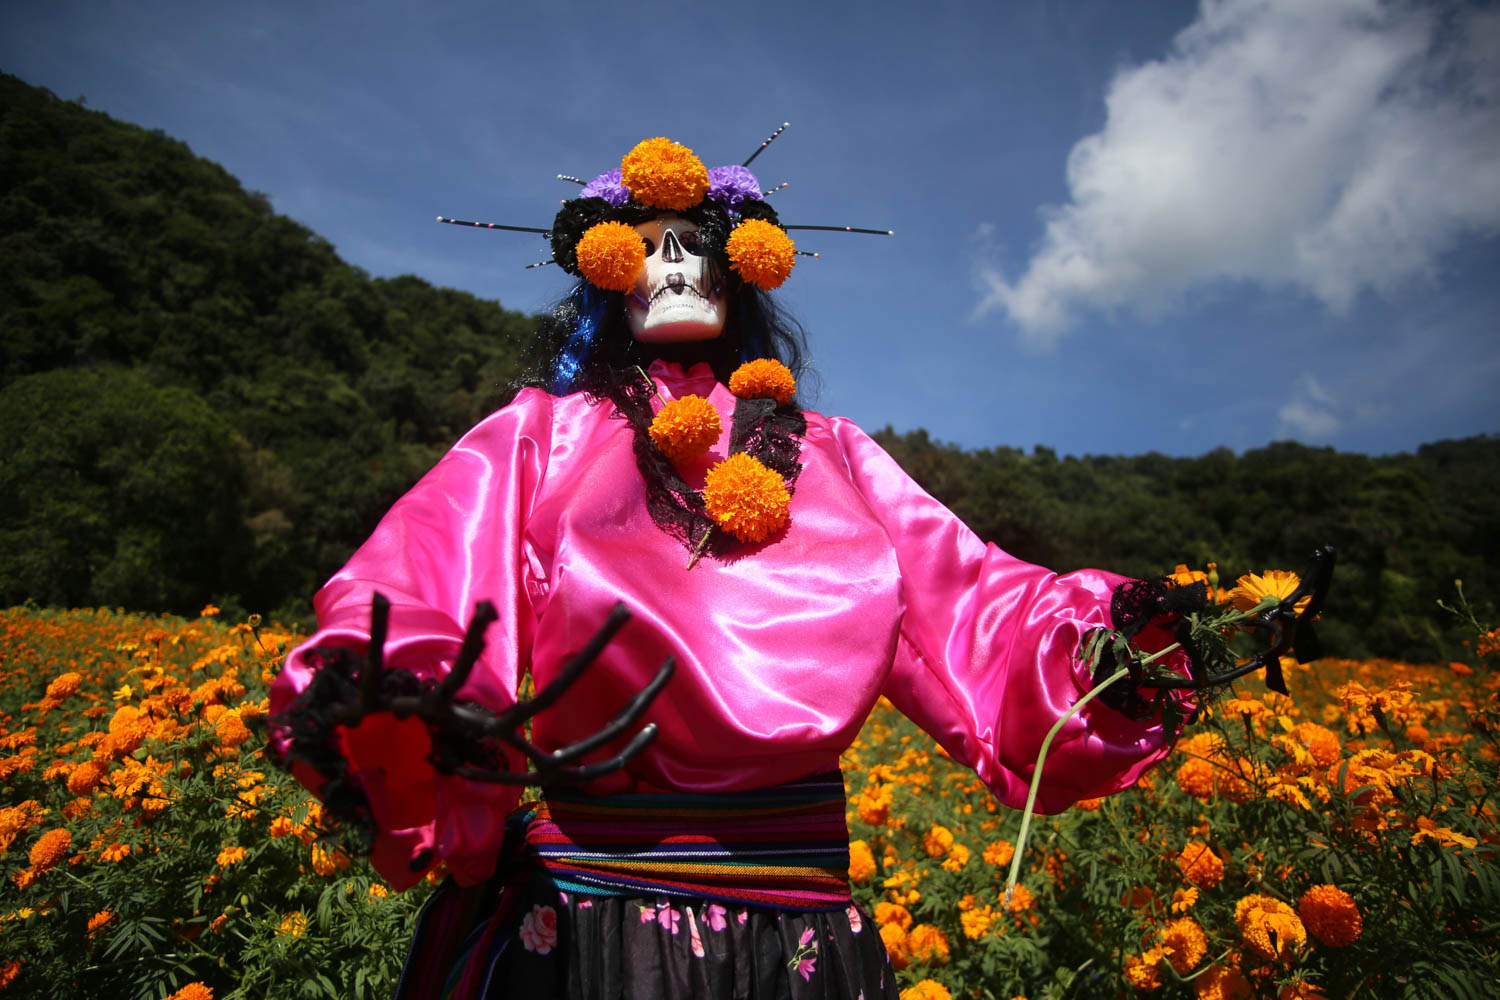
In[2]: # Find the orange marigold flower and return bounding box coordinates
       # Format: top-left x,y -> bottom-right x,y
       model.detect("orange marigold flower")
1073,796 -> 1104,812
726,219 -> 796,290
875,902 -> 913,930
959,905 -> 995,939
1229,570 -> 1310,616
367,883 -> 390,901
1124,950 -> 1163,991
906,923 -> 950,965
0,960 -> 18,988
921,824 -> 954,858
1175,758 -> 1217,801
1004,884 -> 1035,914
216,846 -> 247,867
878,921 -> 910,970
1411,815 -> 1479,850
1157,918 -> 1208,974
87,909 -> 116,934
1278,979 -> 1329,1000
848,839 -> 876,883
1171,887 -> 1199,913
1194,966 -> 1252,1000
857,784 -> 892,826
310,842 -> 350,876
1297,884 -> 1363,947
575,221 -> 646,292
728,359 -> 796,405
277,911 -> 307,937
28,828 -> 71,872
1176,841 -> 1225,889
165,983 -> 213,1000
45,672 -> 83,699
983,839 -> 1015,868
269,816 -> 295,839
100,842 -> 131,862
940,842 -> 970,872
703,453 -> 789,543
899,981 -> 952,1000
66,759 -> 107,796
619,137 -> 709,211
1235,893 -> 1306,960
1217,758 -> 1256,804
200,604 -> 220,617
1289,722 -> 1341,768
649,395 -> 722,463
214,711 -> 252,749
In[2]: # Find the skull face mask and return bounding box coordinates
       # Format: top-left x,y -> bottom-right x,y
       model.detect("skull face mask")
625,216 -> 727,343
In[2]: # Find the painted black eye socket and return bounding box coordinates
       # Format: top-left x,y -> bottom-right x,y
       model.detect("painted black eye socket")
679,230 -> 703,254
641,237 -> 656,257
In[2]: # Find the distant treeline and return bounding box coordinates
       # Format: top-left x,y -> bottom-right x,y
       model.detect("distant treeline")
2,73 -> 1494,660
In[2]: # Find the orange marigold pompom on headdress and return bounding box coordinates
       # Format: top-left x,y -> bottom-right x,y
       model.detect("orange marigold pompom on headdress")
435,123 -> 891,296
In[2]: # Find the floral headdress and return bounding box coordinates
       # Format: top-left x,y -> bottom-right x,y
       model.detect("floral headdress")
438,124 -> 891,294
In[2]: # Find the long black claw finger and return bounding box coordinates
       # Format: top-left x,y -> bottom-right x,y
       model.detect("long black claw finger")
362,592 -> 392,711
500,604 -> 633,728
550,658 -> 676,762
438,601 -> 499,701
548,723 -> 660,784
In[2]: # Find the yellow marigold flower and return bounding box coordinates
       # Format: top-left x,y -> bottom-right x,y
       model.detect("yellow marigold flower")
848,839 -> 876,883
940,842 -> 970,872
100,842 -> 131,862
875,901 -> 912,930
1411,815 -> 1479,850
28,828 -> 71,872
165,983 -> 213,1000
87,909 -> 116,935
1194,965 -> 1252,1000
649,395 -> 721,463
921,824 -> 954,859
1124,950 -> 1163,991
728,359 -> 796,405
1229,570 -> 1310,616
1235,893 -> 1306,960
982,839 -> 1015,868
45,672 -> 83,699
1297,884 -> 1362,947
277,911 -> 307,937
575,220 -> 646,292
66,759 -> 107,796
900,981 -> 952,1000
214,711 -> 252,749
906,923 -> 949,965
619,137 -> 709,211
216,846 -> 247,867
1157,917 -> 1208,974
703,453 -> 790,543
727,219 -> 796,290
1176,841 -> 1225,889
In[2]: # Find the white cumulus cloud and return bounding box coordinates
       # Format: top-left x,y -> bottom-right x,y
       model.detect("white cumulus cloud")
976,0 -> 1500,343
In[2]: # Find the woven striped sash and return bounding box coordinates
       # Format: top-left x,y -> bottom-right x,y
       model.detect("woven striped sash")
525,769 -> 853,909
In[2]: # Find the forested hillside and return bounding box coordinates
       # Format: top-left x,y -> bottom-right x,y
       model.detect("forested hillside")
2,73 -> 1494,659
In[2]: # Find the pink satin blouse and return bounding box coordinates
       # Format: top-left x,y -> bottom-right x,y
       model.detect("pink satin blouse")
270,361 -> 1175,889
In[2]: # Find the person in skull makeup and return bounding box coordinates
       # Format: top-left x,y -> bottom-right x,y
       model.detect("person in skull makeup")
271,136 -> 1196,999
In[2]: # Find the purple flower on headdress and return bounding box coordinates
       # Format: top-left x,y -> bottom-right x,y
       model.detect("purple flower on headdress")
707,165 -> 762,210
581,168 -> 631,206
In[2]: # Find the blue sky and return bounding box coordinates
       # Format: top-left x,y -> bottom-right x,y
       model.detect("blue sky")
5,0 -> 1497,457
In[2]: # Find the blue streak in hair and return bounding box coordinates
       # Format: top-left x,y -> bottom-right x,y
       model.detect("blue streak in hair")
550,285 -> 609,394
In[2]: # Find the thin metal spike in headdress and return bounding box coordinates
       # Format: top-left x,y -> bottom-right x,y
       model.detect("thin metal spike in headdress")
782,225 -> 895,236
762,182 -> 789,197
742,123 -> 790,167
437,216 -> 551,235
524,259 -> 557,269
794,250 -> 821,258
557,174 -> 587,185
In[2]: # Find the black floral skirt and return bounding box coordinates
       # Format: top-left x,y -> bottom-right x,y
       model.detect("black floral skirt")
398,876 -> 899,1000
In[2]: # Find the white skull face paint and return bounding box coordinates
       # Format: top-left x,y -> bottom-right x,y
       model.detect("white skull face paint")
625,215 -> 727,343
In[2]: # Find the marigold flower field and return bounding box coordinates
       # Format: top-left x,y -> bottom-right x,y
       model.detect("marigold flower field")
1,604 -> 1496,999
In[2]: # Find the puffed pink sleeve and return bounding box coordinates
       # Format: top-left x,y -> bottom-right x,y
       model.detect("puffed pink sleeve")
269,388 -> 554,889
830,418 -> 1176,813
